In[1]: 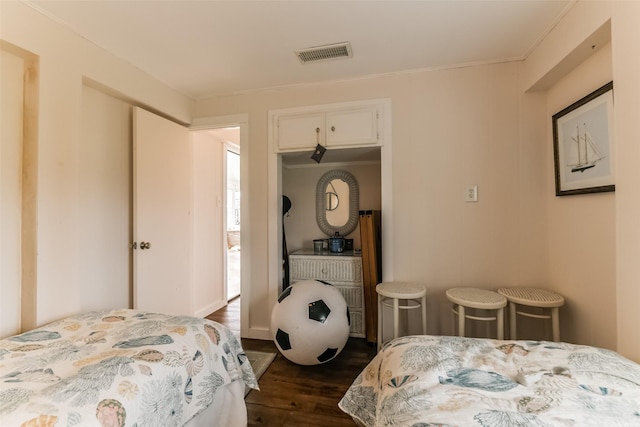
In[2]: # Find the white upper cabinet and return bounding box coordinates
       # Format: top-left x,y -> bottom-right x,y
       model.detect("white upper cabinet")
276,112 -> 325,151
326,105 -> 379,147
270,99 -> 389,153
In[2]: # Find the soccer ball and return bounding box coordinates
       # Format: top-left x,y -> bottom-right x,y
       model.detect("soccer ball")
271,280 -> 350,365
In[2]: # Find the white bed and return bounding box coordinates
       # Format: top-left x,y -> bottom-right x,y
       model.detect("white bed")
339,335 -> 640,426
0,309 -> 257,426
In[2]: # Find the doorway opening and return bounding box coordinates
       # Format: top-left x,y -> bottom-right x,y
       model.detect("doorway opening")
191,114 -> 247,337
226,148 -> 241,301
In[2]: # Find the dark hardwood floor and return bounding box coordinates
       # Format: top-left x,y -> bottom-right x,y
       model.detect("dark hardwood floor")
206,297 -> 377,426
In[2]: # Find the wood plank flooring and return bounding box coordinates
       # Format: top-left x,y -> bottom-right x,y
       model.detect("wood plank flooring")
206,298 -> 377,426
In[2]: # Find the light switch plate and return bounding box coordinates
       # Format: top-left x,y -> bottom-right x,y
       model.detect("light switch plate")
465,185 -> 478,202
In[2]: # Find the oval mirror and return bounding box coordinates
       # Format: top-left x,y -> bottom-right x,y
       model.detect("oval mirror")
316,169 -> 359,236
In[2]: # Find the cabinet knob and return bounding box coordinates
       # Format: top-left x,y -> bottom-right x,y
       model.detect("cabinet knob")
331,126 -> 335,132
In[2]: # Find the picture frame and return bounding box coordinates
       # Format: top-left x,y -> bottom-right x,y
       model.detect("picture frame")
552,81 -> 614,196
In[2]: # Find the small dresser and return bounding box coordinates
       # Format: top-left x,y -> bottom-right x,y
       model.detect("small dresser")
289,249 -> 365,338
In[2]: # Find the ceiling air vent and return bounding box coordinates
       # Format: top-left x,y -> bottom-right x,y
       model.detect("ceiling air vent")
295,42 -> 352,64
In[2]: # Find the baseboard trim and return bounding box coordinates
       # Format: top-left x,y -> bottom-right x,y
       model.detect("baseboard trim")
195,300 -> 225,318
245,326 -> 271,341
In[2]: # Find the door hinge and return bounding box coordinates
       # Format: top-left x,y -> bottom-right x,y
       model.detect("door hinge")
131,242 -> 137,250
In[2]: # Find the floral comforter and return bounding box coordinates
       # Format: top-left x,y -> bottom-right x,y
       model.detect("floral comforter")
339,335 -> 640,426
0,309 -> 258,426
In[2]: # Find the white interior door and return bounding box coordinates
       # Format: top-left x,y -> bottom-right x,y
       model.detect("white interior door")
133,107 -> 193,315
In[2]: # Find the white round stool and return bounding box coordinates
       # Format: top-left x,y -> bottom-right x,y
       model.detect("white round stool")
445,287 -> 507,340
376,282 -> 427,351
497,287 -> 565,342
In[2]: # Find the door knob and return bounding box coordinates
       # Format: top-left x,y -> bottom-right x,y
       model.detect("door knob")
140,241 -> 151,250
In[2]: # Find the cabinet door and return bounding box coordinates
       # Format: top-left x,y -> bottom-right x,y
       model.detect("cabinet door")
275,112 -> 324,151
326,105 -> 379,147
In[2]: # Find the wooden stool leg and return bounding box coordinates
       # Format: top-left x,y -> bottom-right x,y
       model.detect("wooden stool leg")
551,306 -> 560,342
497,307 -> 504,340
458,305 -> 466,337
377,294 -> 383,352
393,298 -> 399,339
509,301 -> 517,340
421,296 -> 427,334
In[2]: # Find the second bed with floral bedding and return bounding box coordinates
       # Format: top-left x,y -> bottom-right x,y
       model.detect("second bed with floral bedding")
339,335 -> 640,426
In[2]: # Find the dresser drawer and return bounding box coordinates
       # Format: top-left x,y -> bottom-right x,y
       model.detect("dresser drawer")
334,284 -> 363,310
290,256 -> 362,283
289,252 -> 365,338
349,309 -> 364,337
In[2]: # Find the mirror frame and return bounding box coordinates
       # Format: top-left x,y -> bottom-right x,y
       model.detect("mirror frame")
316,169 -> 359,236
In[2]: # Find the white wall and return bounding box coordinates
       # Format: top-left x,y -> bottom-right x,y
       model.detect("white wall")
0,1 -> 194,326
611,0 -> 640,362
544,44 -> 615,349
521,0 -> 640,360
3,0 -> 638,359
192,131 -> 226,317
0,48 -> 24,337
196,1 -> 639,353
196,61 -> 547,338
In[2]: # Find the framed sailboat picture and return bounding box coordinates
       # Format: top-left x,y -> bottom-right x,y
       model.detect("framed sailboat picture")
552,81 -> 614,196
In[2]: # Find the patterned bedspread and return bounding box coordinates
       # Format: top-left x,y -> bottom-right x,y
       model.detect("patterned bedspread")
339,335 -> 640,426
0,309 -> 258,426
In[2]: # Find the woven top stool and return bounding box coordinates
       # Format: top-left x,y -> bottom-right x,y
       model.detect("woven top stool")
445,287 -> 507,340
497,287 -> 565,342
376,282 -> 427,351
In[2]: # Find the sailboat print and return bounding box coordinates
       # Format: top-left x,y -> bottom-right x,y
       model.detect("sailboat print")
568,123 -> 605,173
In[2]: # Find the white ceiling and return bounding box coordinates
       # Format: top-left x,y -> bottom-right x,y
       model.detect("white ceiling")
25,0 -> 574,100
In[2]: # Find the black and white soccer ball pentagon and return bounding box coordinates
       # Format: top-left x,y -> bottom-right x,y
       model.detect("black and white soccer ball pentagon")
271,280 -> 350,365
